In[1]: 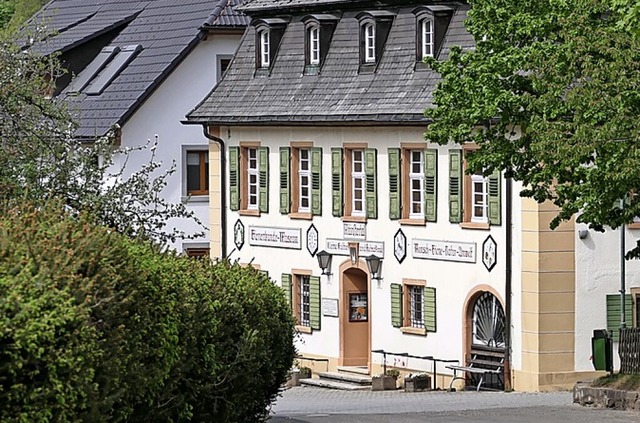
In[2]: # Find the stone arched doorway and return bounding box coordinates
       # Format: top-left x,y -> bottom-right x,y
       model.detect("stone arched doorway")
464,289 -> 506,390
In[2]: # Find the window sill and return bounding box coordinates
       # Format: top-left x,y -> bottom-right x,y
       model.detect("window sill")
628,223 -> 640,229
460,222 -> 490,230
290,212 -> 313,220
399,218 -> 425,226
296,325 -> 312,334
342,216 -> 367,223
400,326 -> 426,336
239,209 -> 260,217
181,195 -> 209,204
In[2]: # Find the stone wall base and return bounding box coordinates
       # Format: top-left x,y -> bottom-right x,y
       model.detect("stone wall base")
574,383 -> 640,411
513,370 -> 606,392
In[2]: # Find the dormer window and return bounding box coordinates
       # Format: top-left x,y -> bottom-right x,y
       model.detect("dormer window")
364,23 -> 375,63
308,25 -> 319,65
420,18 -> 434,59
413,6 -> 454,68
356,11 -> 395,73
252,18 -> 288,75
302,14 -> 338,75
259,28 -> 270,67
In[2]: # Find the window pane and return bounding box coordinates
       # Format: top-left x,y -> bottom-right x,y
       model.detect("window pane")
301,276 -> 311,327
187,165 -> 200,191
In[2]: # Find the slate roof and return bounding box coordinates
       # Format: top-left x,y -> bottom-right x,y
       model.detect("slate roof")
187,1 -> 474,126
26,0 -> 249,138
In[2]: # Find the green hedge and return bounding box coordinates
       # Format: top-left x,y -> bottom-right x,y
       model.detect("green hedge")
0,203 -> 296,422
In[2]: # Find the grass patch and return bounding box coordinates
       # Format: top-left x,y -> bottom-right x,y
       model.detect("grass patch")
592,373 -> 640,391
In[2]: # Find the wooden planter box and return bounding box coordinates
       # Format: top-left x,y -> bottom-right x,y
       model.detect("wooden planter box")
372,375 -> 397,391
404,376 -> 431,392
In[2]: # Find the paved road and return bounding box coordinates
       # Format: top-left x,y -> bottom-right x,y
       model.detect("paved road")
268,387 -> 640,422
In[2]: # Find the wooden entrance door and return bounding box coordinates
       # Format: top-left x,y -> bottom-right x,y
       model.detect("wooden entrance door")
341,267 -> 369,366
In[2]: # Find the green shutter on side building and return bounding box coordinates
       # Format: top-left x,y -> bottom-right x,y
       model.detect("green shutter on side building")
488,169 -> 501,225
424,149 -> 437,222
279,147 -> 290,214
448,150 -> 462,223
424,287 -> 437,332
258,146 -> 269,213
606,294 -> 633,342
282,273 -> 292,306
388,148 -> 401,220
311,147 -> 322,216
310,276 -> 321,330
229,146 -> 240,211
391,283 -> 403,328
365,148 -> 377,219
331,148 -> 343,217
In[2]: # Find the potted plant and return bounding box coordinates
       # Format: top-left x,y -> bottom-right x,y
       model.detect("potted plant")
404,372 -> 431,392
372,369 -> 400,391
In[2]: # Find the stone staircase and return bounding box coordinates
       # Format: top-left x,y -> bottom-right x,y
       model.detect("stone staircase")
300,366 -> 372,391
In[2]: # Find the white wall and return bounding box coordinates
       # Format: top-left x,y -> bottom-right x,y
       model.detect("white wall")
223,125 -> 510,372
115,33 -> 241,251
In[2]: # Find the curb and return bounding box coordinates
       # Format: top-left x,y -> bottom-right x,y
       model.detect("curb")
573,382 -> 640,411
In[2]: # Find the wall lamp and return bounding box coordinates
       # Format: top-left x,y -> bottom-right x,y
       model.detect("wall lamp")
316,250 -> 332,276
366,254 -> 383,280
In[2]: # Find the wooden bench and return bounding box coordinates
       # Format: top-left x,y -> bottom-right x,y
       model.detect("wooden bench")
446,345 -> 505,391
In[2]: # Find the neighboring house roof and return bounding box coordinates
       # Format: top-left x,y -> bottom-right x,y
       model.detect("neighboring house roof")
186,1 -> 473,126
25,0 -> 249,138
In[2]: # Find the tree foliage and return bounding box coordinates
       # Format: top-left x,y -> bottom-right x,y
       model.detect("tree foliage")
425,0 -> 640,256
0,35 -> 203,245
0,0 -> 47,33
0,202 -> 296,422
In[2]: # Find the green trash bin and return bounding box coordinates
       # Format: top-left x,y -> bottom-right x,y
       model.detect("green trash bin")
591,329 -> 613,373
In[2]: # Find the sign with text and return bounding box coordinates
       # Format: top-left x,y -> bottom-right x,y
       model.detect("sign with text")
343,222 -> 366,240
326,238 -> 384,257
248,226 -> 302,249
412,238 -> 476,263
322,298 -> 339,317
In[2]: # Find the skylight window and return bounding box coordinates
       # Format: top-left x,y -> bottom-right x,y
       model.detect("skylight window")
85,44 -> 142,95
68,46 -> 120,94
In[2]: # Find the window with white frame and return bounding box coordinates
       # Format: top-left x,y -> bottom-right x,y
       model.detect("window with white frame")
308,25 -> 320,65
421,18 -> 434,59
247,148 -> 259,210
351,149 -> 366,216
409,150 -> 424,219
299,275 -> 311,327
298,149 -> 312,213
259,29 -> 270,67
364,23 -> 375,63
471,173 -> 488,223
409,285 -> 425,328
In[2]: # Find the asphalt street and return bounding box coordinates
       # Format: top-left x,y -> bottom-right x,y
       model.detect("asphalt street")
268,387 -> 640,422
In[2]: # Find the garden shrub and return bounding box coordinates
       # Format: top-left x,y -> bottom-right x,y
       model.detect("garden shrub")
0,203 -> 296,422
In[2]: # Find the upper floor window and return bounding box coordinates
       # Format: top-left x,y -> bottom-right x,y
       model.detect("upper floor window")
420,18 -> 434,59
356,11 -> 395,71
364,23 -> 375,63
186,150 -> 209,196
229,144 -> 269,215
470,173 -> 488,223
331,146 -> 377,221
388,146 -> 437,223
258,28 -> 270,68
308,25 -> 320,65
279,144 -> 322,218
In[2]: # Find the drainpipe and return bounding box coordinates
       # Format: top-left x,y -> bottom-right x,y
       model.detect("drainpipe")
202,125 -> 227,259
504,176 -> 513,391
621,223 -> 626,329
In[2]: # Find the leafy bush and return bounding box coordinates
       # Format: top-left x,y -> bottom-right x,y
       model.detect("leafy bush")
0,203 -> 296,422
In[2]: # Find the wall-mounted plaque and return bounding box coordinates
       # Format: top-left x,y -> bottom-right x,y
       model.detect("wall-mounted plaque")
326,238 -> 384,257
343,222 -> 366,240
322,298 -> 339,317
248,226 -> 302,249
482,235 -> 497,272
233,220 -> 245,251
412,238 -> 476,263
394,229 -> 407,264
307,224 -> 319,256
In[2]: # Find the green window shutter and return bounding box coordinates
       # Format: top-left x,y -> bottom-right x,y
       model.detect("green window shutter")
390,283 -> 403,328
606,294 -> 633,342
365,148 -> 377,219
229,146 -> 240,211
388,148 -> 401,220
488,169 -> 501,225
310,276 -> 321,330
424,286 -> 437,332
448,150 -> 462,223
424,149 -> 437,222
282,273 -> 292,306
279,147 -> 290,214
331,148 -> 343,217
258,147 -> 269,213
311,147 -> 322,216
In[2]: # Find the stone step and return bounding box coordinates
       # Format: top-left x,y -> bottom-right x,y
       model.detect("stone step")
317,371 -> 372,385
300,377 -> 371,391
336,366 -> 370,376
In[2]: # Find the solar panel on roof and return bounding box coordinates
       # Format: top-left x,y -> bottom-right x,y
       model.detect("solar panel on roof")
68,46 -> 120,94
85,44 -> 142,96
